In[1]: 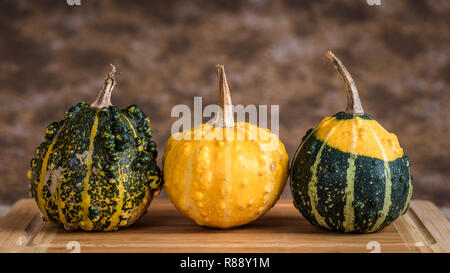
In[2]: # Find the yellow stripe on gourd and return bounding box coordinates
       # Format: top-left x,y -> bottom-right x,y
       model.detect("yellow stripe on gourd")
314,116 -> 403,161
368,123 -> 392,232
105,113 -> 140,231
37,150 -> 55,220
402,174 -> 413,214
343,118 -> 357,232
37,123 -> 66,221
56,172 -> 67,226
308,121 -> 342,229
121,113 -> 137,138
80,111 -> 100,231
290,118 -> 333,210
105,167 -> 125,231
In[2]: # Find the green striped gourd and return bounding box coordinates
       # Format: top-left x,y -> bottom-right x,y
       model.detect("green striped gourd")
27,65 -> 162,231
290,51 -> 413,233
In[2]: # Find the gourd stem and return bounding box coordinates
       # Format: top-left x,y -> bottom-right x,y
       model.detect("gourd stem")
216,64 -> 235,128
91,64 -> 116,108
325,51 -> 364,114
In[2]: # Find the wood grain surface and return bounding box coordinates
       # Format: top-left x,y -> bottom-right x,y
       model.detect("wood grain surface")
0,199 -> 448,253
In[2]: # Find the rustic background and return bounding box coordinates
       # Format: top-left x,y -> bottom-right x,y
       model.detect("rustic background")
0,0 -> 448,219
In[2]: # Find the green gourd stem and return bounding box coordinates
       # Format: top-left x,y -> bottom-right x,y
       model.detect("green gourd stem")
216,64 -> 235,128
325,51 -> 364,115
91,64 -> 117,108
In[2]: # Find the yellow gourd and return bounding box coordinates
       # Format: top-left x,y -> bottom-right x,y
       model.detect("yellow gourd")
163,65 -> 289,228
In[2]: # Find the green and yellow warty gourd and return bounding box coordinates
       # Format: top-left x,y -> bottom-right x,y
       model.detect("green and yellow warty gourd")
27,66 -> 162,231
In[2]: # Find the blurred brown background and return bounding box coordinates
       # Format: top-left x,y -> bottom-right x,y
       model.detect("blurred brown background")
0,0 -> 448,219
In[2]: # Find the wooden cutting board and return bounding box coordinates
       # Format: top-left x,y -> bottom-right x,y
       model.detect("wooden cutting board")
0,199 -> 448,253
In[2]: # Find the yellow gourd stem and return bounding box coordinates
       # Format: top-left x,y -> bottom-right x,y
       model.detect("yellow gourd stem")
90,64 -> 117,109
215,64 -> 235,128
325,51 -> 364,114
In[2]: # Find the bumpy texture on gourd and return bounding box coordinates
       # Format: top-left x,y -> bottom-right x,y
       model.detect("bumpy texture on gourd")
163,122 -> 289,228
28,72 -> 162,231
291,112 -> 412,233
290,51 -> 412,233
163,65 -> 289,228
